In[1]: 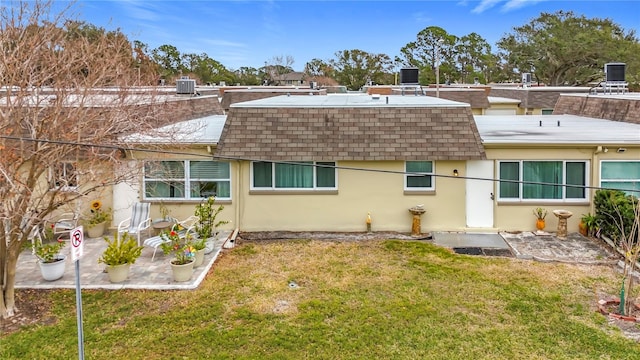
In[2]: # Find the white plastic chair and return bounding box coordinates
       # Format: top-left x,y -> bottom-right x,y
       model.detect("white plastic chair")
143,216 -> 197,261
50,212 -> 79,238
117,202 -> 152,246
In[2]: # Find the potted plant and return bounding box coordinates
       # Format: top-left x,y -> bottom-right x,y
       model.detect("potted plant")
160,229 -> 196,282
194,196 -> 229,254
533,207 -> 547,231
86,199 -> 112,238
579,213 -> 598,237
192,237 -> 206,267
34,224 -> 67,281
97,232 -> 143,283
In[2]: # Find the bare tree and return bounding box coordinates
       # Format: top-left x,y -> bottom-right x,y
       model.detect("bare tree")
0,0 -> 161,318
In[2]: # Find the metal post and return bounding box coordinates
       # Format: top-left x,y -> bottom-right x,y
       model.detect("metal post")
436,39 -> 443,98
75,260 -> 85,360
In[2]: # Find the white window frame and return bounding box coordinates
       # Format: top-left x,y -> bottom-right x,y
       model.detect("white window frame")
600,160 -> 640,196
497,160 -> 589,202
49,161 -> 78,191
250,161 -> 337,191
404,161 -> 435,191
143,160 -> 231,200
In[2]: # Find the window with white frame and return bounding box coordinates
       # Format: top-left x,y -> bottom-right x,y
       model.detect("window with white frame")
405,161 -> 434,190
601,161 -> 640,196
498,160 -> 588,201
251,161 -> 336,190
144,160 -> 230,200
50,162 -> 78,190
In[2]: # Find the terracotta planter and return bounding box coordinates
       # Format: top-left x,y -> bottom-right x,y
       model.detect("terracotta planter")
535,219 -> 546,231
38,255 -> 66,281
87,222 -> 106,238
194,249 -> 206,268
578,221 -> 588,236
107,263 -> 131,283
170,260 -> 194,282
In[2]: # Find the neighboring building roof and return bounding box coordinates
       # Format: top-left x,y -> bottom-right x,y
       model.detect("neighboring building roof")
220,88 -> 325,110
489,86 -> 592,109
122,115 -> 227,144
553,93 -> 640,125
487,96 -> 521,105
475,114 -> 640,145
216,94 -> 486,161
274,72 -> 306,82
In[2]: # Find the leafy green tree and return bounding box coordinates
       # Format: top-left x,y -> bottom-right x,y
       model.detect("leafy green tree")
399,26 -> 457,85
455,33 -> 492,84
497,10 -> 640,86
232,66 -> 261,86
329,49 -> 392,90
151,44 -> 182,80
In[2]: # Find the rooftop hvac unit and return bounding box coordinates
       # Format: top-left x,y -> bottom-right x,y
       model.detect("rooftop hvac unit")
605,63 -> 626,82
521,73 -> 532,86
400,68 -> 419,85
176,79 -> 196,94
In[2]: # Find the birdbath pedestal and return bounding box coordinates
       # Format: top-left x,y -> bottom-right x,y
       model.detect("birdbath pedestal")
408,206 -> 426,236
552,209 -> 573,240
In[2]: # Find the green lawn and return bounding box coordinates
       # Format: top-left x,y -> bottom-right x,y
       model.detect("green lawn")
2,239 -> 639,359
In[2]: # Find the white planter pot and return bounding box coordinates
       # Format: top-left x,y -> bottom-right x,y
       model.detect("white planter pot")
38,255 -> 66,281
170,260 -> 194,282
107,263 -> 131,283
194,249 -> 206,268
87,222 -> 106,238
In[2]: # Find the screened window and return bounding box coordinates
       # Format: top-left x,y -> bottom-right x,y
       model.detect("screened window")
601,161 -> 640,196
405,161 -> 434,190
498,160 -> 587,201
144,161 -> 230,200
541,109 -> 554,115
50,162 -> 78,190
251,161 -> 336,190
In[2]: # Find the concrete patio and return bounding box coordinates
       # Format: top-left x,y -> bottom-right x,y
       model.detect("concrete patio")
15,230 -> 234,290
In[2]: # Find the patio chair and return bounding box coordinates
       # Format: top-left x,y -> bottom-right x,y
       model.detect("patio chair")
48,212 -> 79,238
117,202 -> 152,246
143,216 -> 197,261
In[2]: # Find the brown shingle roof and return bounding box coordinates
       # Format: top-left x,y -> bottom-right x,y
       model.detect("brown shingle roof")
215,95 -> 485,161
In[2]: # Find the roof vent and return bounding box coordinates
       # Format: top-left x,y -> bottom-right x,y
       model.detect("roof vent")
371,94 -> 380,100
176,78 -> 196,94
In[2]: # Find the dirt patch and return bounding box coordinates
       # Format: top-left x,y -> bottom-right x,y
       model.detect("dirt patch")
0,289 -> 57,336
239,231 -> 432,242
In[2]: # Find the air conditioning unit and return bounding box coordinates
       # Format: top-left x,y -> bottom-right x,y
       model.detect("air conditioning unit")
176,79 -> 196,94
605,63 -> 626,82
521,73 -> 532,86
400,68 -> 419,85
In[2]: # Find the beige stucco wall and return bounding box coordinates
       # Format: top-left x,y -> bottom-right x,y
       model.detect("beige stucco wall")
234,160 -> 467,232
485,146 -> 640,233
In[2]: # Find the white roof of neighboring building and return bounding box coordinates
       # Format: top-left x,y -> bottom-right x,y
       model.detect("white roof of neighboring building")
475,114 -> 640,145
231,94 -> 470,108
122,115 -> 227,144
487,96 -> 521,104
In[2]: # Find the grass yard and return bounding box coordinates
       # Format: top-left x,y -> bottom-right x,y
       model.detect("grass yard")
1,239 -> 639,359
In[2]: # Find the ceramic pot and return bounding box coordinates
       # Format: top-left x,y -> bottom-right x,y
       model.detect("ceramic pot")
87,222 -> 106,238
536,219 -> 545,231
170,260 -> 194,282
38,255 -> 66,281
194,249 -> 206,267
107,263 -> 131,283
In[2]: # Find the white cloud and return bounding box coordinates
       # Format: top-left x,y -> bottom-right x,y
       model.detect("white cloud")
502,0 -> 547,12
202,39 -> 247,48
413,11 -> 432,23
472,0 -> 503,14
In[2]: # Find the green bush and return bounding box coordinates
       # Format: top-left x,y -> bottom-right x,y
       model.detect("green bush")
593,189 -> 638,245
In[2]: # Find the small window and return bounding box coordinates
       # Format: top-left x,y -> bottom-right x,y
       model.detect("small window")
144,160 -> 230,200
251,161 -> 336,190
541,109 -> 554,115
498,160 -> 588,201
405,161 -> 434,191
50,162 -> 78,190
601,161 -> 640,196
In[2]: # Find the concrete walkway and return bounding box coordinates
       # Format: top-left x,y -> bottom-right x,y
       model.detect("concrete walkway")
15,230 -> 234,290
433,231 -> 619,265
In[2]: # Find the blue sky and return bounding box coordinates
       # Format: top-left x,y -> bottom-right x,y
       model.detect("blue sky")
73,0 -> 640,71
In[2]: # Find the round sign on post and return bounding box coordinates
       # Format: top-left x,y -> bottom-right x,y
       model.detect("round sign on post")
71,226 -> 84,261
